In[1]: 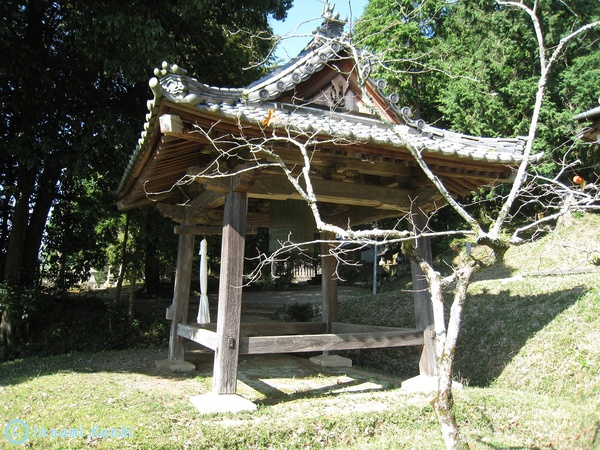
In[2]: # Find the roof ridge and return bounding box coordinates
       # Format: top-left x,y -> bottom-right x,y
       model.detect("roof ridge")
303,0 -> 349,51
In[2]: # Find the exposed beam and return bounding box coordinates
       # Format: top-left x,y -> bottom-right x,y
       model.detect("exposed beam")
156,203 -> 268,227
187,189 -> 225,212
239,329 -> 424,354
248,174 -> 416,210
188,163 -> 261,193
323,207 -> 409,227
174,225 -> 258,235
156,203 -> 186,222
177,322 -> 424,354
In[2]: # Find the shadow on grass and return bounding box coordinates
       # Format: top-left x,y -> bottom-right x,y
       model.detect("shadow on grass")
0,281 -> 589,399
0,346 -> 174,387
473,439 -> 547,450
453,283 -> 587,387
0,348 -> 400,412
470,261 -> 517,282
191,352 -> 401,405
247,368 -> 399,406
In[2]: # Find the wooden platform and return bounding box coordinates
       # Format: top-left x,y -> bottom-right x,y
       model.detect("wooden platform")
177,321 -> 424,354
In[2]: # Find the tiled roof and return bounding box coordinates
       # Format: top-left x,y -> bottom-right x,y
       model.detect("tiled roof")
243,41 -> 347,104
117,9 -> 539,196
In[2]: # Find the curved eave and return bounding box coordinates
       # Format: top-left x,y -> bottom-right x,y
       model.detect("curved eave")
184,98 -> 534,165
117,44 -> 538,204
117,89 -> 536,201
574,105 -> 600,121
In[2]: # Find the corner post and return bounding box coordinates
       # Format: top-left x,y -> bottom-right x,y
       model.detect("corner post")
321,231 -> 338,334
168,226 -> 195,361
410,209 -> 437,376
212,190 -> 248,394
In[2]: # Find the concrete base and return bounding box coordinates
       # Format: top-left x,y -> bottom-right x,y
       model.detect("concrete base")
309,354 -> 352,368
401,375 -> 463,393
154,359 -> 196,373
190,393 -> 257,414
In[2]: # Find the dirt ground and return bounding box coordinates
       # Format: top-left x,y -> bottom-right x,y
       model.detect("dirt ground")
126,284 -> 405,401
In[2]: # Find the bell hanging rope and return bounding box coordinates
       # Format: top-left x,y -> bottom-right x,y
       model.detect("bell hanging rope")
196,238 -> 210,324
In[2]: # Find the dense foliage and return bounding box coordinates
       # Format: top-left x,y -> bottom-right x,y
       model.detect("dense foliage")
355,0 -> 600,177
0,0 -> 291,358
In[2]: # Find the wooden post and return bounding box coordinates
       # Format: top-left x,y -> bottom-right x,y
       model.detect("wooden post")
410,209 -> 437,376
321,231 -> 338,334
168,229 -> 195,360
212,190 -> 248,394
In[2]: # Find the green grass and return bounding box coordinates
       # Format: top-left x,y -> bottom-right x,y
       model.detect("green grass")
1,352 -> 444,449
1,213 -> 599,449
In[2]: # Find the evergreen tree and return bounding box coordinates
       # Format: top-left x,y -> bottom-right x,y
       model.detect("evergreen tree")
356,0 -> 600,175
355,0 -> 449,120
0,0 -> 291,287
0,0 -> 292,358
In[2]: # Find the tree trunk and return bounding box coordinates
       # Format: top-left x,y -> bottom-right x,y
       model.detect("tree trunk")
114,212 -> 131,303
0,171 -> 14,280
3,167 -> 35,285
434,358 -> 466,450
4,0 -> 46,286
128,213 -> 145,325
22,162 -> 62,285
128,262 -> 137,327
425,259 -> 477,450
143,210 -> 161,295
424,271 -> 466,450
0,310 -> 14,361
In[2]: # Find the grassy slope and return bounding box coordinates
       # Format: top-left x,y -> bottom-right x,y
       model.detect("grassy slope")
1,214 -> 599,449
341,212 -> 600,448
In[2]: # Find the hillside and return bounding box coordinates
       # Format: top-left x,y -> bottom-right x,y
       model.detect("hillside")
340,213 -> 600,381
338,213 -> 600,447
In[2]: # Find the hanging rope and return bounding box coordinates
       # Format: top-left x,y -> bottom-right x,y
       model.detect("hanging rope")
196,239 -> 210,324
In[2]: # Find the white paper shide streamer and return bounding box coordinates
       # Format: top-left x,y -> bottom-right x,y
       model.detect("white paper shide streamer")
196,239 -> 210,324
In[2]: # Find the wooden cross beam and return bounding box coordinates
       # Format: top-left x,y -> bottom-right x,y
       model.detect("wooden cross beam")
174,225 -> 258,235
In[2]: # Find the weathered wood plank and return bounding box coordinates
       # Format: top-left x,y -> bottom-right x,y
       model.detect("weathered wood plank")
177,324 -> 217,350
187,190 -> 226,212
240,322 -> 326,337
212,190 -> 247,395
321,231 -> 338,334
239,329 -> 424,354
189,163 -> 261,193
174,225 -> 258,235
330,322 -> 414,334
182,322 -> 326,337
410,209 -> 437,377
168,230 -> 195,361
249,175 -> 414,210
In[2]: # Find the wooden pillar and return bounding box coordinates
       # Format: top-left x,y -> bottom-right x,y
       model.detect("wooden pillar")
168,230 -> 195,361
410,209 -> 437,376
321,231 -> 338,334
212,190 -> 248,394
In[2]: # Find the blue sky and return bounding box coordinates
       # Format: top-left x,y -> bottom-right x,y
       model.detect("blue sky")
269,0 -> 369,60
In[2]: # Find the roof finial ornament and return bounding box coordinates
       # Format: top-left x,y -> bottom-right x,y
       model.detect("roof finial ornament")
322,1 -> 337,19
312,0 -> 347,42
